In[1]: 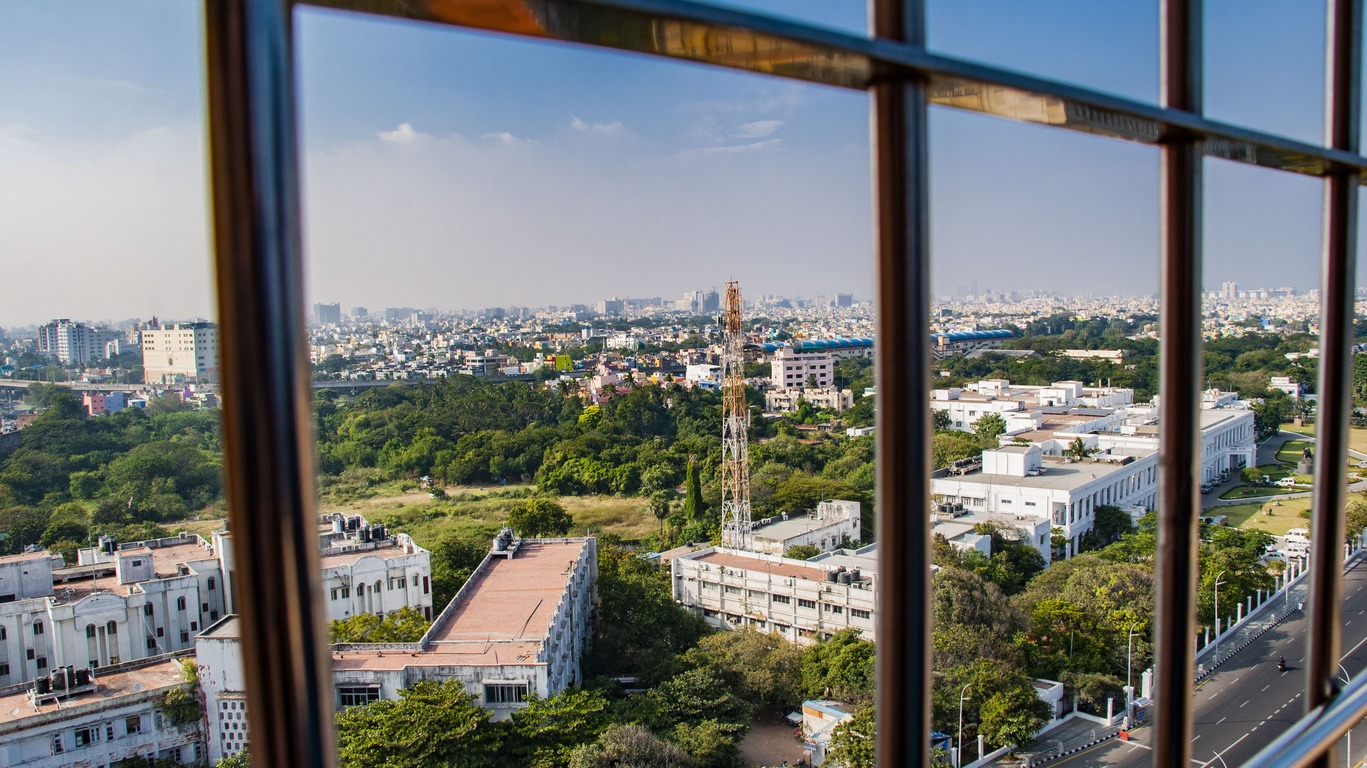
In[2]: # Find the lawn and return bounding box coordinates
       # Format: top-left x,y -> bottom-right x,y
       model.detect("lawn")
170,489 -> 661,550
1281,424 -> 1367,458
1276,440 -> 1315,465
1221,497 -> 1312,536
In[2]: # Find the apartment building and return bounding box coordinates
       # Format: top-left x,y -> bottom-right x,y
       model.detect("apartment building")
140,322 -> 219,384
0,534 -> 226,687
212,512 -> 433,622
36,319 -> 122,365
672,545 -> 877,644
771,345 -> 835,389
0,654 -> 204,768
932,379 -> 1135,432
749,500 -> 862,556
932,445 -> 1158,560
198,533 -> 597,763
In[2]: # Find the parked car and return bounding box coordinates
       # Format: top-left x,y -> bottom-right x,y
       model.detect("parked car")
1276,477 -> 1298,488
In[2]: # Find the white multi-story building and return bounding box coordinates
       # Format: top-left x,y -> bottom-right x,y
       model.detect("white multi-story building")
932,445 -> 1158,560
0,654 -> 204,768
213,513 -> 434,622
141,322 -> 219,384
36,319 -> 121,365
672,545 -> 877,644
932,379 -> 1135,432
0,534 -> 226,687
771,346 -> 834,390
750,500 -> 862,556
765,386 -> 854,414
198,533 -> 596,764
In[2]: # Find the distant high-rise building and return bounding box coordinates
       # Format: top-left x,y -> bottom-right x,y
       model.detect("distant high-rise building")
835,293 -> 854,307
141,322 -> 219,384
352,306 -> 368,318
313,302 -> 342,325
676,289 -> 720,314
36,319 -> 120,364
596,298 -> 626,316
1220,281 -> 1238,300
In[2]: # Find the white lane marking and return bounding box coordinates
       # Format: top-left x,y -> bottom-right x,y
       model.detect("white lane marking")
1217,717 -> 1227,724
1202,733 -> 1251,768
1192,734 -> 1202,743
1241,700 -> 1250,708
1262,685 -> 1270,691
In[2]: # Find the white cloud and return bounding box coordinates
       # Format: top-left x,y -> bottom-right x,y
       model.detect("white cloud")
677,139 -> 783,158
378,123 -> 424,143
483,131 -> 537,146
570,116 -> 624,135
735,120 -> 783,139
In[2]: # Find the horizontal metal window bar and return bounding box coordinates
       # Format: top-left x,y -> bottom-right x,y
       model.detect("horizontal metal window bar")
304,0 -> 1367,179
1242,671 -> 1367,768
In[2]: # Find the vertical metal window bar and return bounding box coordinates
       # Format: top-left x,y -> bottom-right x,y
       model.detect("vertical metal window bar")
1153,1 -> 1204,766
870,0 -> 933,763
204,0 -> 339,766
1308,3 -> 1362,767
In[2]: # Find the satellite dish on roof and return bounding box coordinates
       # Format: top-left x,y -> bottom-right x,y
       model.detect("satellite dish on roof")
133,683 -> 143,692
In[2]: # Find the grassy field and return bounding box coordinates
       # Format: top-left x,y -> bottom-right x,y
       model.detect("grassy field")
1282,424 -> 1367,457
169,488 -> 661,549
1221,497 -> 1312,536
1276,440 -> 1315,465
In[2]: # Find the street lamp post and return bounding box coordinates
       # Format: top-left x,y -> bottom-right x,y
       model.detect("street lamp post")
1213,570 -> 1228,660
957,683 -> 972,768
1126,621 -> 1143,728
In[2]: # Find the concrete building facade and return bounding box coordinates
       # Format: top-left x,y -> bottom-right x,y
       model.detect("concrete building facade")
141,323 -> 219,384
672,546 -> 877,644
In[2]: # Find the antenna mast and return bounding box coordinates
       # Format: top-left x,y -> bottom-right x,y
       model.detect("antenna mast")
720,280 -> 752,550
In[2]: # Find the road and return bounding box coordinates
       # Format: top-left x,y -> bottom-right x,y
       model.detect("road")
1060,556 -> 1367,767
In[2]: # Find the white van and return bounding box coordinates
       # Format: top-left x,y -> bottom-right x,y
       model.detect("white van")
1276,477 -> 1298,488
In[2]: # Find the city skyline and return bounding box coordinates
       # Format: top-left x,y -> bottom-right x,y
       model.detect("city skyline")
0,1 -> 1358,328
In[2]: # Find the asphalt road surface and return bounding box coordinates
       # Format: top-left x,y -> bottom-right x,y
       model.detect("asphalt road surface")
1061,557 -> 1367,768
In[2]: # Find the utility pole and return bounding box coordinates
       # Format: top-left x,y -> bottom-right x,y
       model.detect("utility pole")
957,683 -> 972,768
1213,570 -> 1227,660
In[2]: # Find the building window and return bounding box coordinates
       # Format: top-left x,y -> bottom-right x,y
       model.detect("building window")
74,727 -> 94,747
147,636 -> 157,649
127,716 -> 142,734
87,624 -> 97,638
26,649 -> 35,660
798,599 -> 817,610
207,577 -> 216,590
181,630 -> 190,643
338,685 -> 383,708
144,604 -> 154,616
51,735 -> 64,755
107,621 -> 117,635
157,627 -> 165,637
177,596 -> 186,611
36,657 -> 47,669
825,604 -> 844,614
852,608 -> 871,620
772,594 -> 791,604
484,683 -> 529,705
723,585 -> 742,596
32,620 -> 43,635
0,662 -> 9,676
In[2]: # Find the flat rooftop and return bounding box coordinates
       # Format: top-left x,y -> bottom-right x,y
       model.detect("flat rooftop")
51,539 -> 215,603
689,548 -> 833,581
936,453 -> 1154,492
334,539 -> 591,671
0,656 -> 191,728
752,510 -> 853,542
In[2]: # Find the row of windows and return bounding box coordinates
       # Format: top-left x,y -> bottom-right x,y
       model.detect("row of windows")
52,716 -> 145,754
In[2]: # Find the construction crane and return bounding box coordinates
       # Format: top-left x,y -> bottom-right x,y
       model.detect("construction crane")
719,280 -> 753,550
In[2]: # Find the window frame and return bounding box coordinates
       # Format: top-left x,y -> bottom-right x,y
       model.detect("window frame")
201,0 -> 1367,766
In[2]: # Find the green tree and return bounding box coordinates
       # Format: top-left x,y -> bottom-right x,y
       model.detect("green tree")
0,506 -> 49,555
506,689 -> 613,768
979,685 -> 1049,749
335,680 -> 502,768
801,629 -> 875,703
680,627 -> 805,714
154,685 -> 202,725
670,719 -> 742,768
974,413 -> 1007,442
330,606 -> 431,643
217,749 -> 252,768
1241,466 -> 1268,485
637,667 -> 754,734
568,724 -> 695,768
826,705 -> 875,768
933,408 -> 952,431
783,544 -> 820,560
684,455 -> 703,522
506,498 -> 573,537
1091,505 -> 1134,544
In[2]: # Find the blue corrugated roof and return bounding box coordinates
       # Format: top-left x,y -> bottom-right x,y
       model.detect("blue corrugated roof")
756,330 -> 1010,353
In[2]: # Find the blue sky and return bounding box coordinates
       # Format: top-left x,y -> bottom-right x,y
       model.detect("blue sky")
0,0 -> 1352,326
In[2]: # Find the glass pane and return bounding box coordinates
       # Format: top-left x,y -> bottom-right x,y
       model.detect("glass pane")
296,8 -> 874,766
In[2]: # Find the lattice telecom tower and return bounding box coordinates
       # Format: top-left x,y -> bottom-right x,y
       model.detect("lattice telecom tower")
719,280 -> 752,550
